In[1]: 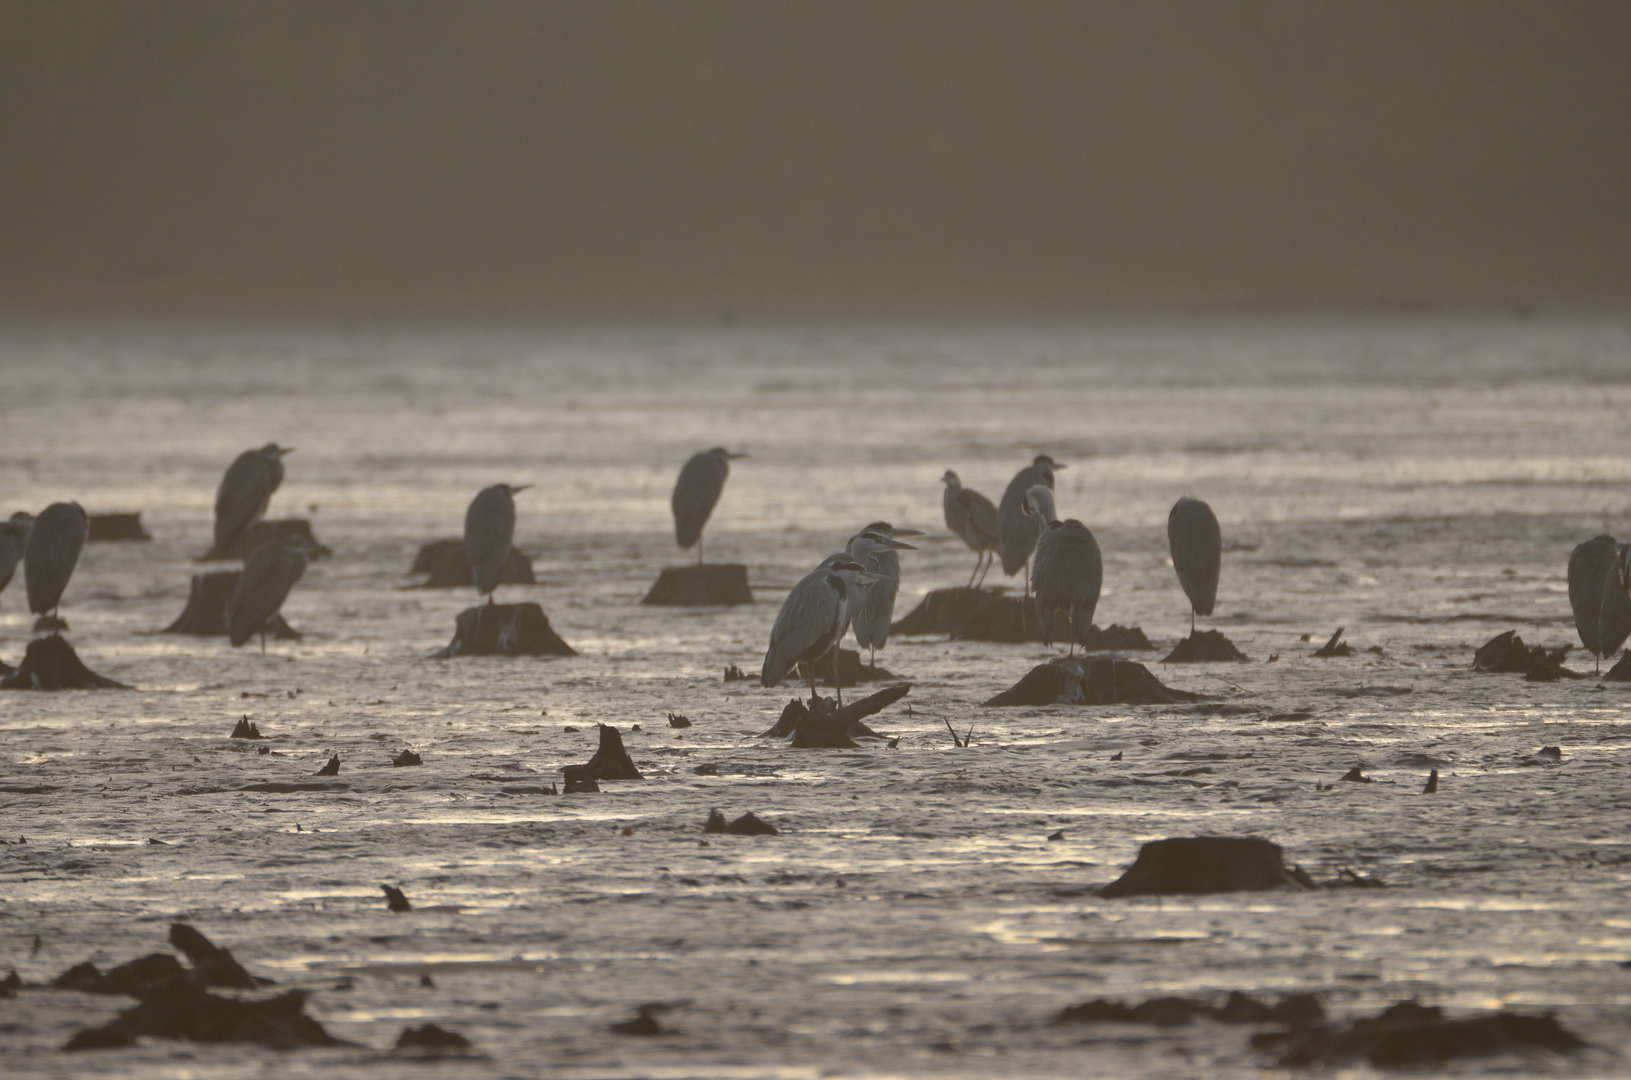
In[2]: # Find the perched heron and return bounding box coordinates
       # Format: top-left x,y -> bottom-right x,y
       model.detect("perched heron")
997,455 -> 1065,616
1596,541 -> 1631,669
215,443 -> 294,555
1023,486 -> 1102,655
672,447 -> 747,563
761,556 -> 882,708
1168,496 -> 1222,635
1569,535 -> 1619,669
941,471 -> 1000,588
464,483 -> 531,601
24,502 -> 89,622
229,536 -> 315,652
0,512 -> 34,598
847,523 -> 921,667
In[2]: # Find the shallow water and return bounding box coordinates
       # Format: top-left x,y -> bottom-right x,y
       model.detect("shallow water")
4,315 -> 1631,1077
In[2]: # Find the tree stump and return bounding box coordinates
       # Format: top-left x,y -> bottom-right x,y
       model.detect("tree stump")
760,683 -> 909,746
1099,836 -> 1315,897
562,724 -> 643,790
409,539 -> 535,588
640,564 -> 753,606
1473,630 -> 1580,681
432,603 -> 574,658
163,571 -> 300,638
87,512 -> 152,541
1603,652 -> 1631,681
984,655 -> 1201,707
200,519 -> 329,562
0,636 -> 129,690
1162,629 -> 1249,662
890,587 -> 1150,647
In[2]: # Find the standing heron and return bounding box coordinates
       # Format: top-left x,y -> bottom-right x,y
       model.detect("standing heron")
997,455 -> 1065,615
24,502 -> 89,623
465,484 -> 531,601
941,471 -> 1000,588
1569,535 -> 1619,670
0,512 -> 34,599
1596,541 -> 1631,669
847,523 -> 921,668
761,556 -> 881,708
1023,486 -> 1103,655
1168,496 -> 1222,635
228,536 -> 315,652
215,443 -> 294,555
672,447 -> 746,564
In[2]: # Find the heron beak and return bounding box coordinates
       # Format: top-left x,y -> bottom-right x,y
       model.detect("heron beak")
1053,462 -> 1068,469
881,538 -> 917,550
511,484 -> 533,494
280,447 -> 296,455
856,570 -> 887,584
890,528 -> 925,538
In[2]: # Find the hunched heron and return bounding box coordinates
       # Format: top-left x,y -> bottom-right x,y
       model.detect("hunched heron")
215,443 -> 293,555
672,447 -> 746,564
229,536 -> 316,652
464,484 -> 531,601
997,455 -> 1065,619
847,524 -> 921,668
1023,486 -> 1102,655
1168,496 -> 1222,635
941,471 -> 1000,588
761,556 -> 882,708
24,502 -> 88,623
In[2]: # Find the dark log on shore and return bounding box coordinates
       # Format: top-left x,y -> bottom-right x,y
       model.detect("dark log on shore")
163,571 -> 301,638
641,563 -> 753,606
562,724 -> 643,791
1162,629 -> 1250,662
1473,630 -> 1581,681
891,586 -> 1151,647
1099,836 -> 1315,897
984,656 -> 1201,707
760,683 -> 909,746
87,512 -> 152,541
200,519 -> 330,562
1,636 -> 129,690
433,602 -> 575,658
408,539 -> 535,588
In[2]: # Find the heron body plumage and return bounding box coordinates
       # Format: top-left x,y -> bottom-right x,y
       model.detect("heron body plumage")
672,447 -> 742,562
24,502 -> 88,617
847,523 -> 919,663
1168,496 -> 1221,629
464,483 -> 526,598
942,471 -> 1000,587
1032,520 -> 1103,652
1596,541 -> 1631,662
214,443 -> 292,554
762,556 -> 877,705
1569,534 -> 1620,659
997,455 -> 1062,577
0,512 -> 33,596
229,537 -> 310,649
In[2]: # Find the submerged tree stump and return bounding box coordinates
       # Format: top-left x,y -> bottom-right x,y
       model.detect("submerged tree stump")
409,539 -> 535,588
1603,652 -> 1631,681
760,683 -> 909,747
890,587 -> 1150,647
1,636 -> 129,690
1473,630 -> 1580,681
1162,629 -> 1250,663
163,571 -> 301,638
795,648 -> 900,688
984,656 -> 1201,707
433,603 -> 575,658
87,512 -> 152,542
562,724 -> 643,791
1099,836 -> 1315,898
641,564 -> 754,606
201,519 -> 329,562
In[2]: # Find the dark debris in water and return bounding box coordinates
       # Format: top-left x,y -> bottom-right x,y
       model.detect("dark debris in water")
1054,990 -> 1324,1028
1473,630 -> 1581,681
1264,1000 -> 1587,1068
395,1022 -> 474,1052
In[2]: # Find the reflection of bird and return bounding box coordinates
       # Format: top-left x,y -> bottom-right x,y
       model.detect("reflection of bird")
464,484 -> 530,600
24,502 -> 88,622
941,471 -> 1000,588
215,444 -> 293,554
761,556 -> 880,707
1598,542 -> 1631,669
0,512 -> 34,599
998,455 -> 1065,616
229,536 -> 313,652
672,447 -> 746,564
1023,487 -> 1102,655
847,524 -> 920,667
1168,496 -> 1222,635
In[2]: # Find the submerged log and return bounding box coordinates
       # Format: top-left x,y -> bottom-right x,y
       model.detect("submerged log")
1162,629 -> 1250,663
984,656 -> 1201,707
201,519 -> 330,562
704,810 -> 779,835
64,980 -> 347,1051
1099,836 -> 1315,898
87,512 -> 152,542
1,636 -> 129,690
562,724 -> 644,791
409,539 -> 535,588
641,563 -> 754,606
168,924 -> 257,990
890,586 -> 1152,648
795,648 -> 900,687
760,682 -> 910,745
1273,1001 -> 1586,1069
1473,630 -> 1581,681
1603,652 -> 1631,682
433,602 -> 575,658
163,571 -> 301,638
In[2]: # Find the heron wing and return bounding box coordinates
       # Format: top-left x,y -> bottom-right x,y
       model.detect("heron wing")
229,543 -> 295,646
854,549 -> 900,651
761,571 -> 842,687
1568,534 -> 1618,655
959,489 -> 1001,549
215,451 -> 272,550
1032,521 -> 1102,645
464,487 -> 517,594
1167,497 -> 1222,616
1599,544 -> 1631,658
672,452 -> 727,549
23,503 -> 87,615
0,534 -> 19,594
998,466 -> 1043,575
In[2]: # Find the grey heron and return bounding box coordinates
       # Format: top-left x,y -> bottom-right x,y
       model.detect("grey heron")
464,483 -> 531,601
997,455 -> 1065,617
672,447 -> 746,563
1596,541 -> 1631,669
229,536 -> 315,652
215,444 -> 293,554
847,523 -> 921,667
761,556 -> 883,708
1168,496 -> 1222,635
0,512 -> 34,598
24,502 -> 88,622
1023,486 -> 1102,655
1569,534 -> 1618,669
941,471 -> 1000,588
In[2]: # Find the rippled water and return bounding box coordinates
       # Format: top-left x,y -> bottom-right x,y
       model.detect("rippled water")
4,315 -> 1631,1077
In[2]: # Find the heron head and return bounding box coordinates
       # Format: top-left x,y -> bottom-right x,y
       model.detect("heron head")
709,447 -> 749,460
1023,485 -> 1057,525
853,529 -> 917,553
500,483 -> 532,496
263,443 -> 295,456
941,469 -> 960,486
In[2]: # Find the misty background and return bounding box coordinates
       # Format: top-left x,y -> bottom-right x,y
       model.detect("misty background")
2,1 -> 1627,317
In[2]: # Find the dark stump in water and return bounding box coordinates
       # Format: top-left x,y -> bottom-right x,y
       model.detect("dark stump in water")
562,724 -> 643,791
796,648 -> 900,688
169,924 -> 257,990
33,615 -> 68,633
54,954 -> 189,997
1271,1001 -> 1586,1068
641,564 -> 754,606
1473,630 -> 1581,681
890,587 -> 1152,648
433,602 -> 575,658
984,656 -> 1201,707
1604,651 -> 1631,682
1,636 -> 129,690
760,683 -> 909,747
1310,627 -> 1354,658
201,519 -> 330,562
64,979 -> 347,1051
1162,629 -> 1250,663
163,571 -> 301,638
704,810 -> 779,835
87,512 -> 152,541
409,539 -> 535,588
1054,991 -> 1325,1028
396,1023 -> 473,1052
1098,836 -> 1315,898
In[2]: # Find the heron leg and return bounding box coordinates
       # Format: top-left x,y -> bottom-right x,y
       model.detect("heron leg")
976,551 -> 991,589
698,534 -> 704,566
966,553 -> 981,590
1022,561 -> 1030,635
833,646 -> 844,709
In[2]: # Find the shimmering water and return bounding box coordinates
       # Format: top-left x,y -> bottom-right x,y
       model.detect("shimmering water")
4,315 -> 1631,1077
